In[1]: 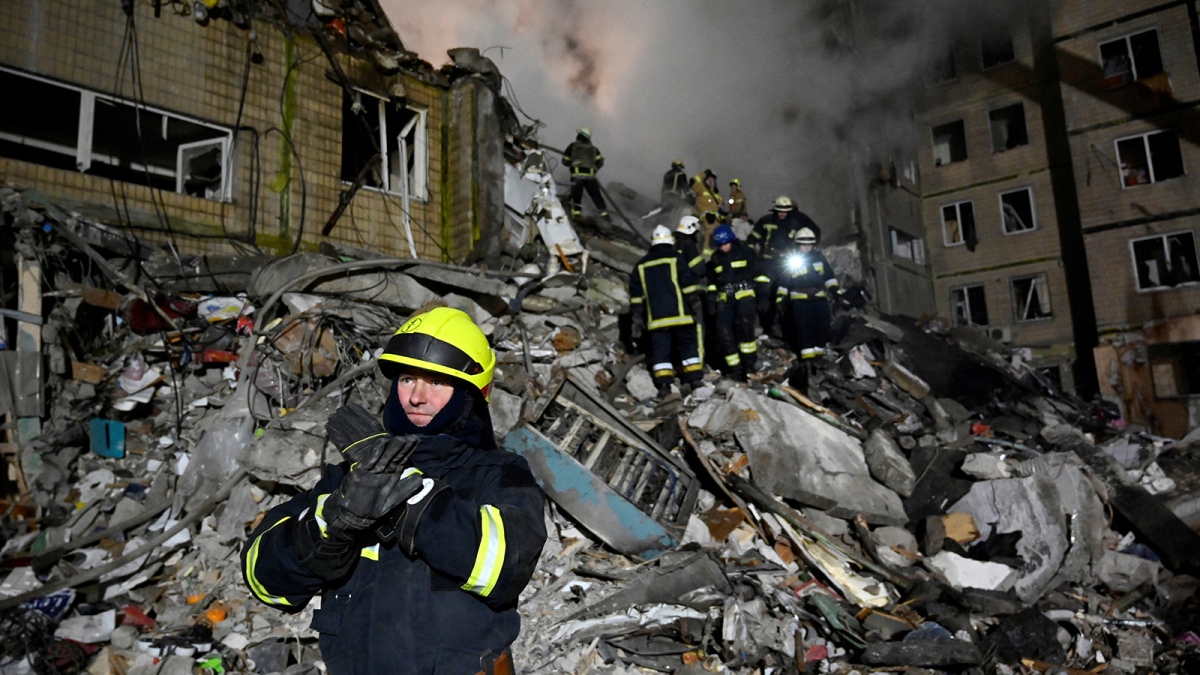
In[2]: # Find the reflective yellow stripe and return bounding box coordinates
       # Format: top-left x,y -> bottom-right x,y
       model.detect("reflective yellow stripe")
653,368 -> 676,378
731,260 -> 748,268
314,494 -> 330,538
734,289 -> 755,300
680,284 -> 700,294
739,341 -> 757,354
360,544 -> 380,560
630,296 -> 644,304
724,353 -> 741,366
245,517 -> 294,607
714,265 -> 725,273
688,256 -> 703,268
342,432 -> 387,457
825,279 -> 840,288
462,505 -> 506,597
648,315 -> 695,329
753,275 -> 771,283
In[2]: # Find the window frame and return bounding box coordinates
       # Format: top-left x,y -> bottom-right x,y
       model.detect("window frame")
1128,230 -> 1200,292
1009,272 -> 1053,323
889,227 -> 926,264
342,88 -> 429,201
998,186 -> 1037,236
987,102 -> 1029,153
1098,27 -> 1164,87
1114,130 -> 1184,188
931,119 -> 968,166
940,200 -> 975,248
0,65 -> 234,202
950,283 -> 989,327
980,30 -> 1016,70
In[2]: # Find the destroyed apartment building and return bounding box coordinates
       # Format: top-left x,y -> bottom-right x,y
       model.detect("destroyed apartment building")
2,1 -> 1200,675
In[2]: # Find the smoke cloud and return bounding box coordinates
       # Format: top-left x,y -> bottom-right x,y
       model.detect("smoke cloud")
382,0 -> 1037,239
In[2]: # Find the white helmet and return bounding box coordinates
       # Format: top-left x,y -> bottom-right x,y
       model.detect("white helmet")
676,215 -> 700,235
651,225 -> 675,246
794,227 -> 817,244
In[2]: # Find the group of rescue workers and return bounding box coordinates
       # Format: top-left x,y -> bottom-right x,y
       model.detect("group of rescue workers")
632,157 -> 846,395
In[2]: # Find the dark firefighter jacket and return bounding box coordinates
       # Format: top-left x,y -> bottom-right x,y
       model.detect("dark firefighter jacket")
242,434 -> 547,674
662,167 -> 689,200
748,211 -> 821,258
630,243 -> 702,330
707,241 -> 770,302
775,246 -> 839,300
563,139 -> 604,177
675,233 -> 707,280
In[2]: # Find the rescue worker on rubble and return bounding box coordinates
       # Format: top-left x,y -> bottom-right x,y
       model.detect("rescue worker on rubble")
562,127 -> 608,220
691,169 -> 723,222
749,196 -> 821,336
727,179 -> 747,220
707,224 -> 769,381
775,227 -> 842,389
675,215 -> 707,280
629,225 -> 705,396
661,160 -> 690,210
242,307 -> 547,675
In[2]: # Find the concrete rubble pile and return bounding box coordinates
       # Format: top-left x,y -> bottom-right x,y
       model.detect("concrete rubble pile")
1,183 -> 1199,674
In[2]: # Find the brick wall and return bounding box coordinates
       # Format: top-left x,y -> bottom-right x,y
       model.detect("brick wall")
0,0 -> 471,260
1085,219 -> 1200,330
932,259 -> 1077,348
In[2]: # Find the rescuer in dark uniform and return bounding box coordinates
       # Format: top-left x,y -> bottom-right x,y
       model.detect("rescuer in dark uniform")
630,225 -> 705,396
242,307 -> 547,675
562,126 -> 608,220
674,215 -> 707,281
749,196 -> 822,337
776,227 -> 842,389
707,224 -> 769,381
662,160 -> 690,210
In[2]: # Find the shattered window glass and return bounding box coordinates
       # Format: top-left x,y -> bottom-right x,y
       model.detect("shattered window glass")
931,120 -> 967,166
980,30 -> 1016,69
941,201 -> 975,247
1131,231 -> 1200,291
1116,130 -> 1184,188
341,90 -> 427,198
951,284 -> 988,326
1100,29 -> 1164,88
988,103 -> 1029,153
999,188 -> 1036,234
1011,273 -> 1052,322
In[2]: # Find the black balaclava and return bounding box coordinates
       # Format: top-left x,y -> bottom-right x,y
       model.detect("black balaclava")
382,378 -> 496,450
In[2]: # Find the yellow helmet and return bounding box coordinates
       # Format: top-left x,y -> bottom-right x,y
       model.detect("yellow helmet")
379,307 -> 496,401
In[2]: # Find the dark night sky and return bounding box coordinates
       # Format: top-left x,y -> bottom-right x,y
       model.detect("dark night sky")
382,0 -> 1035,238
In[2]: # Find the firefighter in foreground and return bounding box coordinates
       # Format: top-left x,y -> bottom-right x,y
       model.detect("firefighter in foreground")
775,227 -> 842,388
242,307 -> 547,674
707,224 -> 769,381
562,127 -> 608,220
629,225 -> 705,396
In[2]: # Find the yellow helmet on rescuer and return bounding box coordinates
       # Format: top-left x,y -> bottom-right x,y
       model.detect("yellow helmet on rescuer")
378,307 -> 496,401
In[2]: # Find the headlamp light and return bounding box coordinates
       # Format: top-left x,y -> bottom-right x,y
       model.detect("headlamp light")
787,253 -> 806,272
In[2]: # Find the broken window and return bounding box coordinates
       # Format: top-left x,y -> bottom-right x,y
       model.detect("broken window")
890,228 -> 925,264
980,30 -> 1016,69
1147,342 -> 1200,398
988,103 -> 1028,152
932,120 -> 967,166
1100,29 -> 1164,88
931,47 -> 956,83
1010,273 -> 1052,322
940,200 -> 976,248
950,284 -> 988,326
341,90 -> 428,200
999,187 -> 1036,234
0,66 -> 232,200
1115,130 -> 1184,187
1130,231 -> 1200,291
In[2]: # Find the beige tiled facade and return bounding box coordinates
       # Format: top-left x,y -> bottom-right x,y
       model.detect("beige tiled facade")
0,0 -> 489,260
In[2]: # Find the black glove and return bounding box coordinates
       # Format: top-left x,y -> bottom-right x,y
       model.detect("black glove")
630,309 -> 646,342
326,405 -> 419,470
373,468 -> 451,555
320,454 -> 426,537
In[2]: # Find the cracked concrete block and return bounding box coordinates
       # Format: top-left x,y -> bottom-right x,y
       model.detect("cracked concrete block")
727,388 -> 906,525
960,452 -> 1012,480
925,550 -> 1018,592
490,388 -> 524,440
625,368 -> 658,401
800,508 -> 850,536
583,275 -> 629,310
863,429 -> 916,497
881,361 -> 930,399
949,455 -> 1105,602
1095,550 -> 1161,593
443,293 -> 490,325
873,526 -> 919,553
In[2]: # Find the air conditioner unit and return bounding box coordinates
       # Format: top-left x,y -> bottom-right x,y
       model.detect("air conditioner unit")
988,326 -> 1013,343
